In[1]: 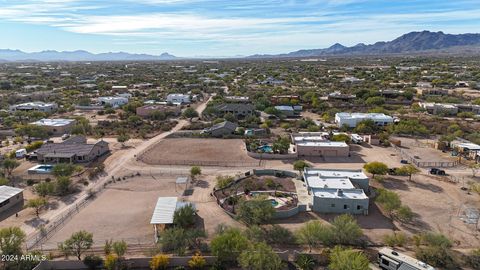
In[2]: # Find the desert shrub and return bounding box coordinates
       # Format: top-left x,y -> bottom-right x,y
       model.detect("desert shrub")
83,255 -> 103,270
383,232 -> 409,247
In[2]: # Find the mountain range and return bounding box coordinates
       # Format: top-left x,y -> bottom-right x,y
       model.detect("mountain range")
0,50 -> 177,62
250,30 -> 480,58
1,31 -> 480,61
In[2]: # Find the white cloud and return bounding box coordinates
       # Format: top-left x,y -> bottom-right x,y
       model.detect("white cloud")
0,0 -> 480,56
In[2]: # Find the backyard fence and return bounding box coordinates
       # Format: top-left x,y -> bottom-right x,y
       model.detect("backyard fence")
392,145 -> 459,168
139,158 -> 265,167
26,191 -> 98,250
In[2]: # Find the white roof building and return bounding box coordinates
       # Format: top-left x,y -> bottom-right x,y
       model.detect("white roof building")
98,96 -> 129,108
9,102 -> 58,113
0,186 -> 23,205
167,94 -> 191,105
304,168 -> 369,215
31,118 -> 75,127
335,112 -> 394,128
150,197 -> 178,225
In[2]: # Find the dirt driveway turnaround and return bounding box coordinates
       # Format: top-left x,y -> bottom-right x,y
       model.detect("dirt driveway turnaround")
139,138 -> 259,167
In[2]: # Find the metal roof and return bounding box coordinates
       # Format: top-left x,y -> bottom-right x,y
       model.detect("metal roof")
0,186 -> 23,204
150,197 -> 178,225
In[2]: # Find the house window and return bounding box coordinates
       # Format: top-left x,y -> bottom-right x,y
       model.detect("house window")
357,205 -> 362,210
343,204 -> 348,209
331,204 -> 335,208
381,258 -> 390,266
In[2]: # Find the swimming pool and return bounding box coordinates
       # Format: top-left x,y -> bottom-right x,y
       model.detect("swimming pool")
28,164 -> 54,174
257,145 -> 273,153
270,199 -> 279,207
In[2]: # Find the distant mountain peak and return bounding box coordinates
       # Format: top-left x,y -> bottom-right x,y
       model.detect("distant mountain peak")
329,43 -> 346,49
250,30 -> 480,58
0,49 -> 178,62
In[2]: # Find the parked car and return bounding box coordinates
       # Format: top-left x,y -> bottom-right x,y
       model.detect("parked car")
429,168 -> 446,175
400,159 -> 409,164
389,168 -> 408,176
61,133 -> 71,140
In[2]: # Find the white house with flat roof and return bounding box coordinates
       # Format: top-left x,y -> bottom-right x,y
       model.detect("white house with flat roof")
167,94 -> 190,105
31,118 -> 76,135
303,168 -> 369,215
335,112 -> 394,128
292,132 -> 350,157
98,96 -> 129,108
9,102 -> 58,113
0,186 -> 24,215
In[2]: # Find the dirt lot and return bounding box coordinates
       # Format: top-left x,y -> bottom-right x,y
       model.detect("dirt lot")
382,173 -> 480,247
43,173 -> 242,249
139,138 -> 259,166
392,136 -> 457,163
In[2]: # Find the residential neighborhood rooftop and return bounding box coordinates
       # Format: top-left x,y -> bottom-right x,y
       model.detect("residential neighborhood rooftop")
0,186 -> 23,205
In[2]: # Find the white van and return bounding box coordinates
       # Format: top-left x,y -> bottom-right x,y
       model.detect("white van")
15,148 -> 27,158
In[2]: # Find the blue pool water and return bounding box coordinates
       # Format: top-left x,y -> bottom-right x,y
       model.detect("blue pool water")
257,145 -> 273,153
29,164 -> 54,174
36,165 -> 53,172
270,199 -> 279,207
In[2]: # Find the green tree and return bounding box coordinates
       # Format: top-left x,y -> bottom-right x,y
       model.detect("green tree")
365,96 -> 385,106
104,239 -> 112,255
328,246 -> 369,270
237,198 -> 275,225
25,198 -> 48,217
331,134 -> 351,143
330,214 -> 363,245
383,232 -> 409,247
62,230 -> 94,260
183,108 -> 199,120
52,163 -> 78,177
0,227 -> 26,255
34,181 -> 55,197
396,164 -> 420,181
190,166 -> 201,181
376,188 -> 401,218
159,228 -> 205,255
173,204 -> 196,228
0,177 -> 8,185
295,220 -> 332,251
112,240 -> 127,257
215,175 -> 234,189
363,161 -> 388,179
117,133 -> 130,146
238,242 -> 283,270
2,159 -> 19,178
395,205 -> 414,223
293,160 -> 310,176
210,227 -> 249,262
56,176 -> 72,195
15,124 -> 49,139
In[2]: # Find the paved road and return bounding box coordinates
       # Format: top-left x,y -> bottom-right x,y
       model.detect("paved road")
25,96 -> 212,245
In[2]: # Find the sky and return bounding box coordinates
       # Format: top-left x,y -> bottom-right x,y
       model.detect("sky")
0,0 -> 480,57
